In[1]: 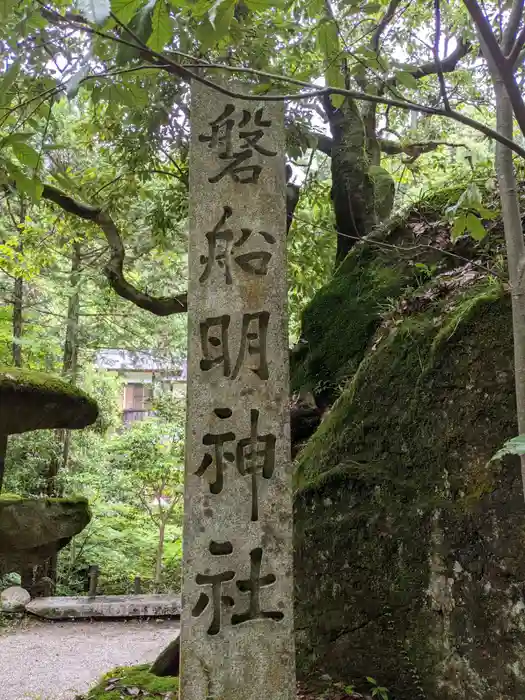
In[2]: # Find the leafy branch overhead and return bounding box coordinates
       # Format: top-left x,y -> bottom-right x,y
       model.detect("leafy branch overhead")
2,0 -> 525,314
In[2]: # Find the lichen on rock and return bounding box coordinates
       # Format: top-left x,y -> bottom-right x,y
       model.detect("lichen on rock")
292,187 -> 525,699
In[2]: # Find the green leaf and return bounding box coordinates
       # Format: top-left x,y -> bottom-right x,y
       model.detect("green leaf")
5,162 -> 43,201
245,0 -> 284,9
195,17 -> 217,52
492,435 -> 525,461
465,213 -> 486,240
125,81 -> 150,107
395,71 -> 419,89
316,19 -> 339,63
8,140 -> 41,169
306,0 -> 324,18
2,132 -> 34,144
211,0 -> 234,40
317,20 -> 344,108
0,0 -> 16,21
147,0 -> 172,52
116,5 -> 153,63
451,214 -> 467,240
252,83 -> 272,94
326,63 -> 344,108
0,60 -> 21,102
476,205 -> 498,220
363,2 -> 381,12
99,82 -> 137,108
111,0 -> 146,23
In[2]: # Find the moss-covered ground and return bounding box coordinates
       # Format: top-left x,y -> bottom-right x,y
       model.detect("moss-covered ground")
83,667 -> 371,699
84,664 -> 179,699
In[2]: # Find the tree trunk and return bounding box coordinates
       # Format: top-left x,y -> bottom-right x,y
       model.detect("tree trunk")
47,242 -> 82,498
155,520 -> 166,586
328,97 -> 377,263
62,241 -> 81,382
58,241 -> 82,482
493,80 -> 525,494
363,103 -> 381,167
478,18 -> 525,496
12,269 -> 23,368
0,434 -> 7,493
150,636 -> 180,677
45,243 -> 82,583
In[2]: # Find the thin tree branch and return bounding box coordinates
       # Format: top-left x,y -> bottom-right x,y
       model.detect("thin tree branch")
403,38 -> 471,81
304,130 -> 473,160
433,0 -> 450,110
502,0 -> 525,54
40,184 -> 188,316
463,0 -> 525,136
507,25 -> 525,65
371,0 -> 403,52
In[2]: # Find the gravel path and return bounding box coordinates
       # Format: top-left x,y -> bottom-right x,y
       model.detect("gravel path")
0,618 -> 180,700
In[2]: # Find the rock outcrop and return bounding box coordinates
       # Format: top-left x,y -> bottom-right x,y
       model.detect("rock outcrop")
0,495 -> 91,575
292,186 -> 525,699
0,585 -> 30,612
0,367 -> 98,435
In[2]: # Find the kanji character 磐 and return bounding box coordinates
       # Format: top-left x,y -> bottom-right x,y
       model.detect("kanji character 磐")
198,106 -> 277,184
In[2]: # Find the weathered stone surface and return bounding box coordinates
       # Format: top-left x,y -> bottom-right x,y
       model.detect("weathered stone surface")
291,195 -> 525,699
0,497 -> 91,574
181,81 -> 294,700
26,594 -> 181,619
0,585 -> 30,612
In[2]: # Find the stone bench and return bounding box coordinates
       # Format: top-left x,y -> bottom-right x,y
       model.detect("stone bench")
25,594 -> 181,619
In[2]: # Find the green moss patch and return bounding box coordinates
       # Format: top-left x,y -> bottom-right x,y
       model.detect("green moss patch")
85,665 -> 178,699
291,183 -> 506,406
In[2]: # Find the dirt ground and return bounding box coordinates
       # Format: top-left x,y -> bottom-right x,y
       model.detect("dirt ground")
0,617 -> 366,700
0,617 -> 180,700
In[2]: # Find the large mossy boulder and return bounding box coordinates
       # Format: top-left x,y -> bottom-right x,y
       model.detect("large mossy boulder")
292,189 -> 525,699
0,495 -> 91,575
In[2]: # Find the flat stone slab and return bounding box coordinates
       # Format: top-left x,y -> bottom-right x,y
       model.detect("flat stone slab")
25,594 -> 181,620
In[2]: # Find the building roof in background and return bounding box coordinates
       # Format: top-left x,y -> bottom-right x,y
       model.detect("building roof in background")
95,349 -> 187,379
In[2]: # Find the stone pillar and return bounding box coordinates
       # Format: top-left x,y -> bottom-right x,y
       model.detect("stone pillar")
181,81 -> 295,700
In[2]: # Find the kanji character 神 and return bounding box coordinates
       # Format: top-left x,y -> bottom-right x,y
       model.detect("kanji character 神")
196,408 -> 276,522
